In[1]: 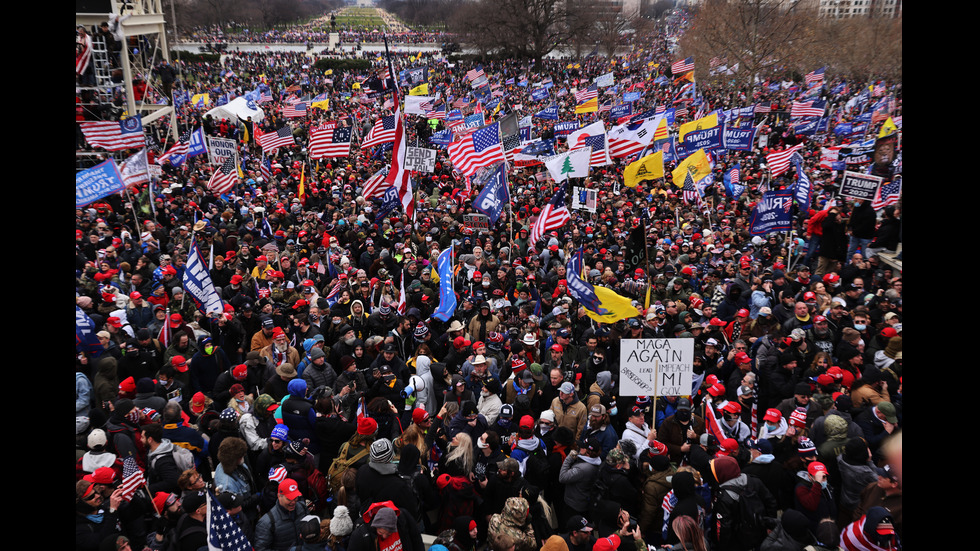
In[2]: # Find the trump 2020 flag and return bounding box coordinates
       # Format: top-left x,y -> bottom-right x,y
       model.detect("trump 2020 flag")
432,246 -> 457,322
183,238 -> 224,317
76,305 -> 103,357
749,190 -> 795,236
472,163 -> 510,224
76,159 -> 126,208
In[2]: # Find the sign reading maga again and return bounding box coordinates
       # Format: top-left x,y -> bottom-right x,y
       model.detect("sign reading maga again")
619,339 -> 694,397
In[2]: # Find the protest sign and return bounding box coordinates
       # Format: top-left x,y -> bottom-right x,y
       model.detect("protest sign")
620,339 -> 694,396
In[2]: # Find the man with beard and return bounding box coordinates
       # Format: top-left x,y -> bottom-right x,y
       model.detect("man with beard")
330,324 -> 358,368
806,315 -> 837,357
260,327 -> 301,371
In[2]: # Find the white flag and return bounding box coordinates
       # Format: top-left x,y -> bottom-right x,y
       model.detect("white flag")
543,147 -> 591,183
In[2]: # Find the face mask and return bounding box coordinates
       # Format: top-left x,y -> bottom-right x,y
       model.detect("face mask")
477,438 -> 489,449
204,345 -> 214,355
85,512 -> 104,523
333,319 -> 342,325
766,422 -> 777,431
676,410 -> 691,422
426,236 -> 432,242
854,324 -> 867,332
819,480 -> 828,489
482,281 -> 490,287
539,424 -> 552,435
309,314 -> 319,322
609,407 -> 618,416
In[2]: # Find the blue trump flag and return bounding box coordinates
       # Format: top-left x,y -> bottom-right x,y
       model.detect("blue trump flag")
473,163 -> 510,224
531,87 -> 549,101
183,238 -> 224,316
188,127 -> 207,157
375,184 -> 400,221
535,105 -> 559,120
791,153 -> 812,208
432,245 -> 457,322
76,305 -> 103,357
723,164 -> 745,199
749,190 -> 795,236
76,159 -> 125,208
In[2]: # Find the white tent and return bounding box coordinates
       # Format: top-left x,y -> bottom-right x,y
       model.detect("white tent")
204,97 -> 265,124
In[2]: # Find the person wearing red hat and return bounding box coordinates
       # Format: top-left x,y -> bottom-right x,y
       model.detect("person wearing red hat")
251,254 -> 275,281
792,461 -> 836,534
255,478 -> 310,550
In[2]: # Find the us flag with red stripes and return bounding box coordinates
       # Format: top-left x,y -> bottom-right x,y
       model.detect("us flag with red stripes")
529,183 -> 571,246
671,57 -> 694,75
258,126 -> 295,153
361,115 -> 396,149
207,157 -> 239,194
119,456 -> 145,502
765,143 -> 805,177
447,121 -> 506,177
574,83 -> 598,103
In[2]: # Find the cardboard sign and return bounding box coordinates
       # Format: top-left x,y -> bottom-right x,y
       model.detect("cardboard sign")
462,213 -> 490,229
619,339 -> 694,397
571,186 -> 597,212
404,147 -> 436,173
840,171 -> 883,201
208,137 -> 238,165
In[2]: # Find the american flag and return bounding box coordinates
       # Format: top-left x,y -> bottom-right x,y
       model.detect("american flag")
765,143 -> 805,177
447,121 -> 506,177
599,101 -> 612,114
383,107 -> 414,221
119,456 -> 145,502
207,157 -> 239,194
259,87 -> 273,102
805,67 -> 826,87
529,183 -> 571,246
574,83 -> 598,103
206,491 -> 252,551
79,116 -> 145,151
755,104 -> 771,114
728,165 -> 740,184
260,155 -> 272,182
283,102 -> 307,118
671,57 -> 694,75
466,67 -> 486,82
424,103 -> 446,119
258,126 -> 295,153
791,99 -> 826,118
360,115 -> 396,149
871,176 -> 902,210
309,123 -> 352,159
681,171 -> 703,208
361,166 -> 390,199
580,133 -> 612,166
501,133 -> 524,163
397,274 -> 407,315
157,130 -> 191,165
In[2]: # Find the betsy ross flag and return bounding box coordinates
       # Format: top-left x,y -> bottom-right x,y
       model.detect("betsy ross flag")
119,456 -> 145,502
79,116 -> 145,151
791,99 -> 826,118
361,115 -> 396,149
871,176 -> 902,210
529,182 -> 571,246
258,126 -> 295,153
447,121 -> 506,178
309,123 -> 353,159
671,57 -> 694,75
207,157 -> 240,194
805,67 -> 826,87
206,491 -> 252,551
766,143 -> 805,177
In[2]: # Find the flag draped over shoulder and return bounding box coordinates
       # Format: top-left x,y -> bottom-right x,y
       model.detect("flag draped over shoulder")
566,248 -> 639,323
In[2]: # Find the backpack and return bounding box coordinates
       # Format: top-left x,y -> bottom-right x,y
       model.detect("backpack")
170,444 -> 195,472
327,442 -> 370,495
164,513 -> 206,551
522,445 -> 551,490
719,481 -> 769,549
586,471 -> 610,514
306,467 -> 331,511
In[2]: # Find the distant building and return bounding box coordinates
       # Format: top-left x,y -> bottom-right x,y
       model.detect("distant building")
817,0 -> 902,18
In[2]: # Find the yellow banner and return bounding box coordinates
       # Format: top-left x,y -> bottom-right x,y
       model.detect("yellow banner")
624,151 -> 664,188
678,113 -> 718,142
575,98 -> 598,114
671,149 -> 711,188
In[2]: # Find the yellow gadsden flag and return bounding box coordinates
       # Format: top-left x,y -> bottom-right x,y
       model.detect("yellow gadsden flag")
879,117 -> 898,138
585,286 -> 640,324
409,83 -> 429,96
678,113 -> 718,142
671,149 -> 712,188
624,151 -> 664,188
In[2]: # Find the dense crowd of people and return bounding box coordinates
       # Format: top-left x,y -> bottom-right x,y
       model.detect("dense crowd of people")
76,8 -> 902,551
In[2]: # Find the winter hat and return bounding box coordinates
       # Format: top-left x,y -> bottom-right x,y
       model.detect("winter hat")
709,455 -> 741,484
357,416 -> 378,436
370,438 -> 395,463
780,509 -> 812,543
371,507 -> 398,531
287,378 -> 307,397
220,408 -> 238,422
843,437 -> 870,464
136,377 -> 156,394
285,440 -> 307,459
824,414 -> 848,440
789,407 -> 808,428
330,505 -> 354,537
797,437 -> 817,458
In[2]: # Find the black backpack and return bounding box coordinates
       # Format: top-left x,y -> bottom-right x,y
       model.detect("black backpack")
719,481 -> 769,549
522,445 -> 551,490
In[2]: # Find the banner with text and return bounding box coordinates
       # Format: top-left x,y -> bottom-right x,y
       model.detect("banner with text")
620,339 -> 694,397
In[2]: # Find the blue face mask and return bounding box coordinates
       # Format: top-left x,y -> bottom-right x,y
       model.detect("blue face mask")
609,407 -> 618,416
819,480 -> 828,490
854,324 -> 867,332
766,422 -> 778,432
86,512 -> 104,523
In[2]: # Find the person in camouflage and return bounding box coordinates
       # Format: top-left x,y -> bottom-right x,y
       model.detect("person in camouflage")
487,497 -> 536,551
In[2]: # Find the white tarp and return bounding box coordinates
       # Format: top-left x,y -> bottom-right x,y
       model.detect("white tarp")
204,97 -> 265,124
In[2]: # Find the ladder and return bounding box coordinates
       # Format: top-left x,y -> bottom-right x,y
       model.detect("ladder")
90,31 -> 115,105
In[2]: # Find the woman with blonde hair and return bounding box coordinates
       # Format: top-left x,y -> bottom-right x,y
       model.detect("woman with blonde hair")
664,515 -> 708,551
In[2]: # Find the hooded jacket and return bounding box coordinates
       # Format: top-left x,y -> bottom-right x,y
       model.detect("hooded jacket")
488,497 -> 536,551
710,456 -> 777,551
